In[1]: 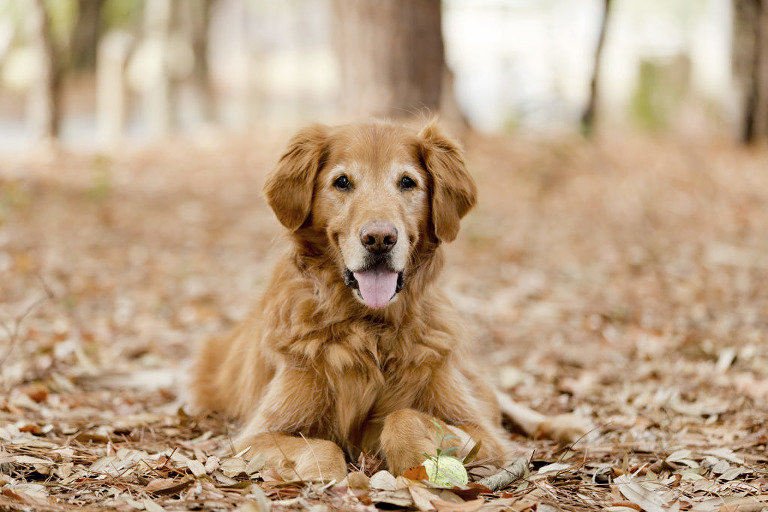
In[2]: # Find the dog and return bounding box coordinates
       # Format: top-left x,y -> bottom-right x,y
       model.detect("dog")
190,120 -> 585,482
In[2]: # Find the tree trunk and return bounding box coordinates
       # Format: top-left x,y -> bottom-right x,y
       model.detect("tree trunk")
189,0 -> 215,122
28,0 -> 62,141
581,0 -> 612,137
70,0 -> 106,71
142,0 -> 175,137
332,0 -> 444,119
97,31 -> 133,148
733,0 -> 768,143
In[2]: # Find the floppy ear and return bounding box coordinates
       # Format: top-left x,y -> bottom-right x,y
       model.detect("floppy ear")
263,124 -> 329,230
418,121 -> 477,242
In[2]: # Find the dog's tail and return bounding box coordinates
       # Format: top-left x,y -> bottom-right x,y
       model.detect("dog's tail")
495,390 -> 593,444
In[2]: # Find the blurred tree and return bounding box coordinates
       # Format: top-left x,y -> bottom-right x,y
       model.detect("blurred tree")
188,0 -> 215,122
28,0 -> 62,140
733,0 -> 768,143
629,56 -> 690,132
581,0 -> 612,137
70,0 -> 106,71
140,0 -> 176,136
332,0 -> 444,118
102,0 -> 145,29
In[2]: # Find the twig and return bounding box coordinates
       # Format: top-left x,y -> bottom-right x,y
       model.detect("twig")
268,431 -> 304,482
476,457 -> 528,491
0,274 -> 54,366
299,432 -> 326,483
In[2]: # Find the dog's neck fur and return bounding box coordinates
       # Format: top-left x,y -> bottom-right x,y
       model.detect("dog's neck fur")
289,227 -> 445,327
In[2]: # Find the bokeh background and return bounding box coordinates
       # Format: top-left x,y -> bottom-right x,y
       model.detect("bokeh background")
0,0 -> 766,150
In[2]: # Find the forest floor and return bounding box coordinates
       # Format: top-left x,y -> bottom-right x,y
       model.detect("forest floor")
1,129 -> 767,511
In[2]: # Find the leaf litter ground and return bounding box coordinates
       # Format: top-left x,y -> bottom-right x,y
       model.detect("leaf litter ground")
1,131 -> 767,511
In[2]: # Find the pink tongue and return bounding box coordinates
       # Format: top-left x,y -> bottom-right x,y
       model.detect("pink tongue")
353,267 -> 399,308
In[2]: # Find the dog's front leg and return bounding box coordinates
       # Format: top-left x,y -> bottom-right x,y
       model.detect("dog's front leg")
424,366 -> 516,466
236,431 -> 347,482
235,368 -> 347,482
379,408 -> 512,476
379,409 -> 461,475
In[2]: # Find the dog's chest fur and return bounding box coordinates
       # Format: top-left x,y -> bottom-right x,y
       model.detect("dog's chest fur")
268,297 -> 457,452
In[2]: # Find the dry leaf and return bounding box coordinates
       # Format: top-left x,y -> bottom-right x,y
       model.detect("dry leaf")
536,463 -> 571,475
245,454 -> 266,474
220,457 -> 247,478
370,470 -> 397,491
186,459 -> 206,477
718,467 -> 745,481
143,499 -> 165,512
5,455 -> 53,465
371,488 -> 414,508
614,474 -> 669,512
719,496 -> 768,512
212,471 -> 238,485
145,477 -> 193,495
204,455 -> 220,474
404,465 -> 429,481
243,484 -> 272,512
409,484 -> 438,511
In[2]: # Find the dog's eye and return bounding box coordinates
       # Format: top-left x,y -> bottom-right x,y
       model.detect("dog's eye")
399,176 -> 416,190
333,175 -> 351,190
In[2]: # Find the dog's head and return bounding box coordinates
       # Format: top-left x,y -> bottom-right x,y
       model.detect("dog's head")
264,120 -> 476,309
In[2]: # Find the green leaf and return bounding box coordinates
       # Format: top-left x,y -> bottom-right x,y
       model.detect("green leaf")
441,447 -> 458,456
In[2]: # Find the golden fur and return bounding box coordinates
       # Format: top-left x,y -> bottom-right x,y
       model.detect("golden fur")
191,120 -> 550,482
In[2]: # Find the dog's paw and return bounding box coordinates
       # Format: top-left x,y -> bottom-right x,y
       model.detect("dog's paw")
535,414 -> 592,444
280,440 -> 348,483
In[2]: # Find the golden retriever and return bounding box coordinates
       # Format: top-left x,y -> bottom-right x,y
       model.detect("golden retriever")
191,120 -> 583,482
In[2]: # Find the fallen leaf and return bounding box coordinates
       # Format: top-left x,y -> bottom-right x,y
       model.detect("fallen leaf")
370,470 -> 397,491
243,484 -> 272,511
450,483 -> 492,501
220,457 -> 247,478
609,500 -> 643,511
19,424 -> 41,434
719,467 -> 745,481
4,455 -> 53,465
409,484 -> 438,511
145,477 -> 193,495
143,499 -> 165,512
204,455 -> 220,474
245,453 -> 266,474
614,474 -> 669,512
371,488 -> 414,508
537,463 -> 572,475
404,465 -> 429,481
186,459 -> 206,477
720,496 -> 768,512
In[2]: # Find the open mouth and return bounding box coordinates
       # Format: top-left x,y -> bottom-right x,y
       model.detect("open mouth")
343,262 -> 404,309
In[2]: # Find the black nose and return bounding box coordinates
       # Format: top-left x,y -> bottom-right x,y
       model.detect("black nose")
360,222 -> 398,254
